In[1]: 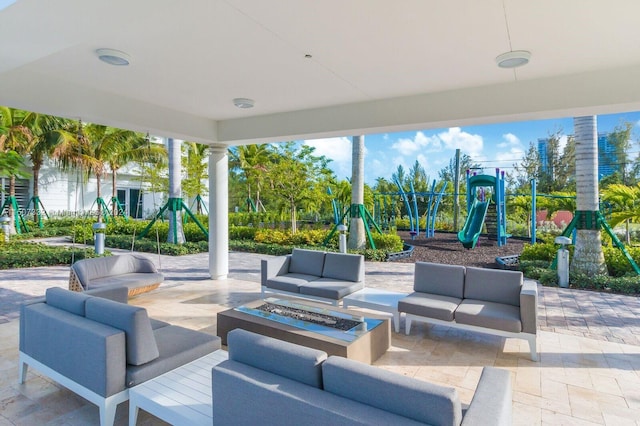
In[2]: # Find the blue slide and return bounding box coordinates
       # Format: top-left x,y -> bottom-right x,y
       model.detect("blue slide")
457,200 -> 490,249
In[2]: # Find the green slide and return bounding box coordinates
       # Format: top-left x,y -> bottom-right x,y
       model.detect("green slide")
458,200 -> 490,249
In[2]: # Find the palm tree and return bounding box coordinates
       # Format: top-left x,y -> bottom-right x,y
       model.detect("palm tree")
349,135 -> 366,249
602,183 -> 640,244
167,138 -> 185,243
24,115 -> 76,225
182,141 -> 208,213
53,122 -> 141,222
230,144 -> 271,212
571,116 -> 607,276
107,133 -> 166,217
0,107 -> 36,233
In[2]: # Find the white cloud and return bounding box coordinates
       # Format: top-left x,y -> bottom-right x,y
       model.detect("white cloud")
437,127 -> 483,155
304,136 -> 366,180
497,133 -> 521,148
391,131 -> 441,156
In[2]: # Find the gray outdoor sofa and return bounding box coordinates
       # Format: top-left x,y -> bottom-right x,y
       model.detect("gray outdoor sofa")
19,286 -> 220,426
261,248 -> 364,305
69,253 -> 164,297
398,262 -> 538,360
213,329 -> 512,425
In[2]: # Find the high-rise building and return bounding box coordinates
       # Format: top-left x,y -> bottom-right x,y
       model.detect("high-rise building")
538,134 -> 620,181
597,133 -> 618,179
537,138 -> 550,173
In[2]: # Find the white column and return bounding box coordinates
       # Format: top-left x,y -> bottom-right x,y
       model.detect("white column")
208,145 -> 229,280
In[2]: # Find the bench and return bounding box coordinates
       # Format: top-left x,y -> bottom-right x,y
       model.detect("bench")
398,262 -> 538,361
261,248 -> 364,306
69,253 -> 164,297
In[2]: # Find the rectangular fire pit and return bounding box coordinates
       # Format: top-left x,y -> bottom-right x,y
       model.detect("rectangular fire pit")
217,298 -> 390,364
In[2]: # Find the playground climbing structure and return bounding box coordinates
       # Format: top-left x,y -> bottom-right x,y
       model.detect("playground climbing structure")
458,169 -> 509,249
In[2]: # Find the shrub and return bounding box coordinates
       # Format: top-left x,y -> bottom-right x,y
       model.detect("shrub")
603,246 -> 640,277
0,242 -> 102,269
229,226 -> 258,240
520,243 -> 558,262
371,232 -> 404,252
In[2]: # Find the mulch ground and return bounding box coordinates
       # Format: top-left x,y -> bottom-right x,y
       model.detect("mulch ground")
394,231 -> 526,269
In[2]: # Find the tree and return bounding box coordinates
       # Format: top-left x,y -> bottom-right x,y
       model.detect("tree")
0,107 -> 36,232
438,153 -> 479,184
106,133 -> 166,216
408,160 -> 429,192
571,116 -> 607,276
54,122 -> 143,221
229,144 -> 271,212
601,183 -> 639,244
510,142 -> 540,192
268,143 -> 333,234
25,115 -> 76,222
182,141 -> 209,213
349,135 -> 365,250
607,122 -> 633,185
167,138 -> 185,243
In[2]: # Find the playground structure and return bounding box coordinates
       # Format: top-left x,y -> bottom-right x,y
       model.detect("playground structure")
458,169 -> 509,249
374,180 -> 448,239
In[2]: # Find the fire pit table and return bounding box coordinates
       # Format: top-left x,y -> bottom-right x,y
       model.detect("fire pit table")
216,298 -> 390,364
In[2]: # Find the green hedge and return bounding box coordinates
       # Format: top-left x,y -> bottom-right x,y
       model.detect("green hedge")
0,242 -> 102,269
519,244 -> 640,294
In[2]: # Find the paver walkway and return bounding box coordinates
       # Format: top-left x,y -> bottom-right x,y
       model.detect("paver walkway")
0,247 -> 638,346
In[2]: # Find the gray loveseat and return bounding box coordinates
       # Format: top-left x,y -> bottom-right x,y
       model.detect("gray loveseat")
261,248 -> 364,305
69,253 -> 164,297
213,329 -> 512,425
398,262 -> 538,361
19,286 -> 220,426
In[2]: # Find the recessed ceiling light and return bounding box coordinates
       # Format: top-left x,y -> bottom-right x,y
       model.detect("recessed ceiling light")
0,0 -> 16,12
496,50 -> 531,69
95,48 -> 131,66
233,98 -> 254,109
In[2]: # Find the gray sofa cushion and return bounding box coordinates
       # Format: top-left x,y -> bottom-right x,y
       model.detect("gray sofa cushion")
126,325 -> 220,387
21,303 -> 126,397
299,278 -> 364,300
288,248 -> 326,277
212,360 -> 424,426
90,272 -> 164,290
321,252 -> 364,282
72,254 -> 159,289
414,262 -> 465,298
455,299 -> 522,333
45,287 -> 91,316
85,297 -> 159,366
464,267 -> 522,307
228,329 -> 327,388
398,292 -> 462,321
266,273 -> 320,293
322,356 -> 462,426
462,367 -> 513,426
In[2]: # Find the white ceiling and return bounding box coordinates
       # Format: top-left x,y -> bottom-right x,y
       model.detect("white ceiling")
1,0 -> 640,145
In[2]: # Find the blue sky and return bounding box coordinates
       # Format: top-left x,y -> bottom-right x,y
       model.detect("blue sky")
303,111 -> 640,186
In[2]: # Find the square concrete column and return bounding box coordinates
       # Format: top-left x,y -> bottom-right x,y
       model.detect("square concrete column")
208,145 -> 229,280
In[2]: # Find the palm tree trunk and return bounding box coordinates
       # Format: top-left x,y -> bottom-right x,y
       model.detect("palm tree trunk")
348,136 -> 366,249
32,164 -> 40,222
290,199 -> 297,234
571,116 -> 607,276
7,175 -> 17,234
96,173 -> 103,223
112,171 -> 118,216
167,138 -> 185,244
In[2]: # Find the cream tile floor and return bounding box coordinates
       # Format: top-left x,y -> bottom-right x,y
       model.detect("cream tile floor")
1,251 -> 639,425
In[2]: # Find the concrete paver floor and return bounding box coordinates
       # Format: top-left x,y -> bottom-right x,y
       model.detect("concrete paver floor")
0,250 -> 639,425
